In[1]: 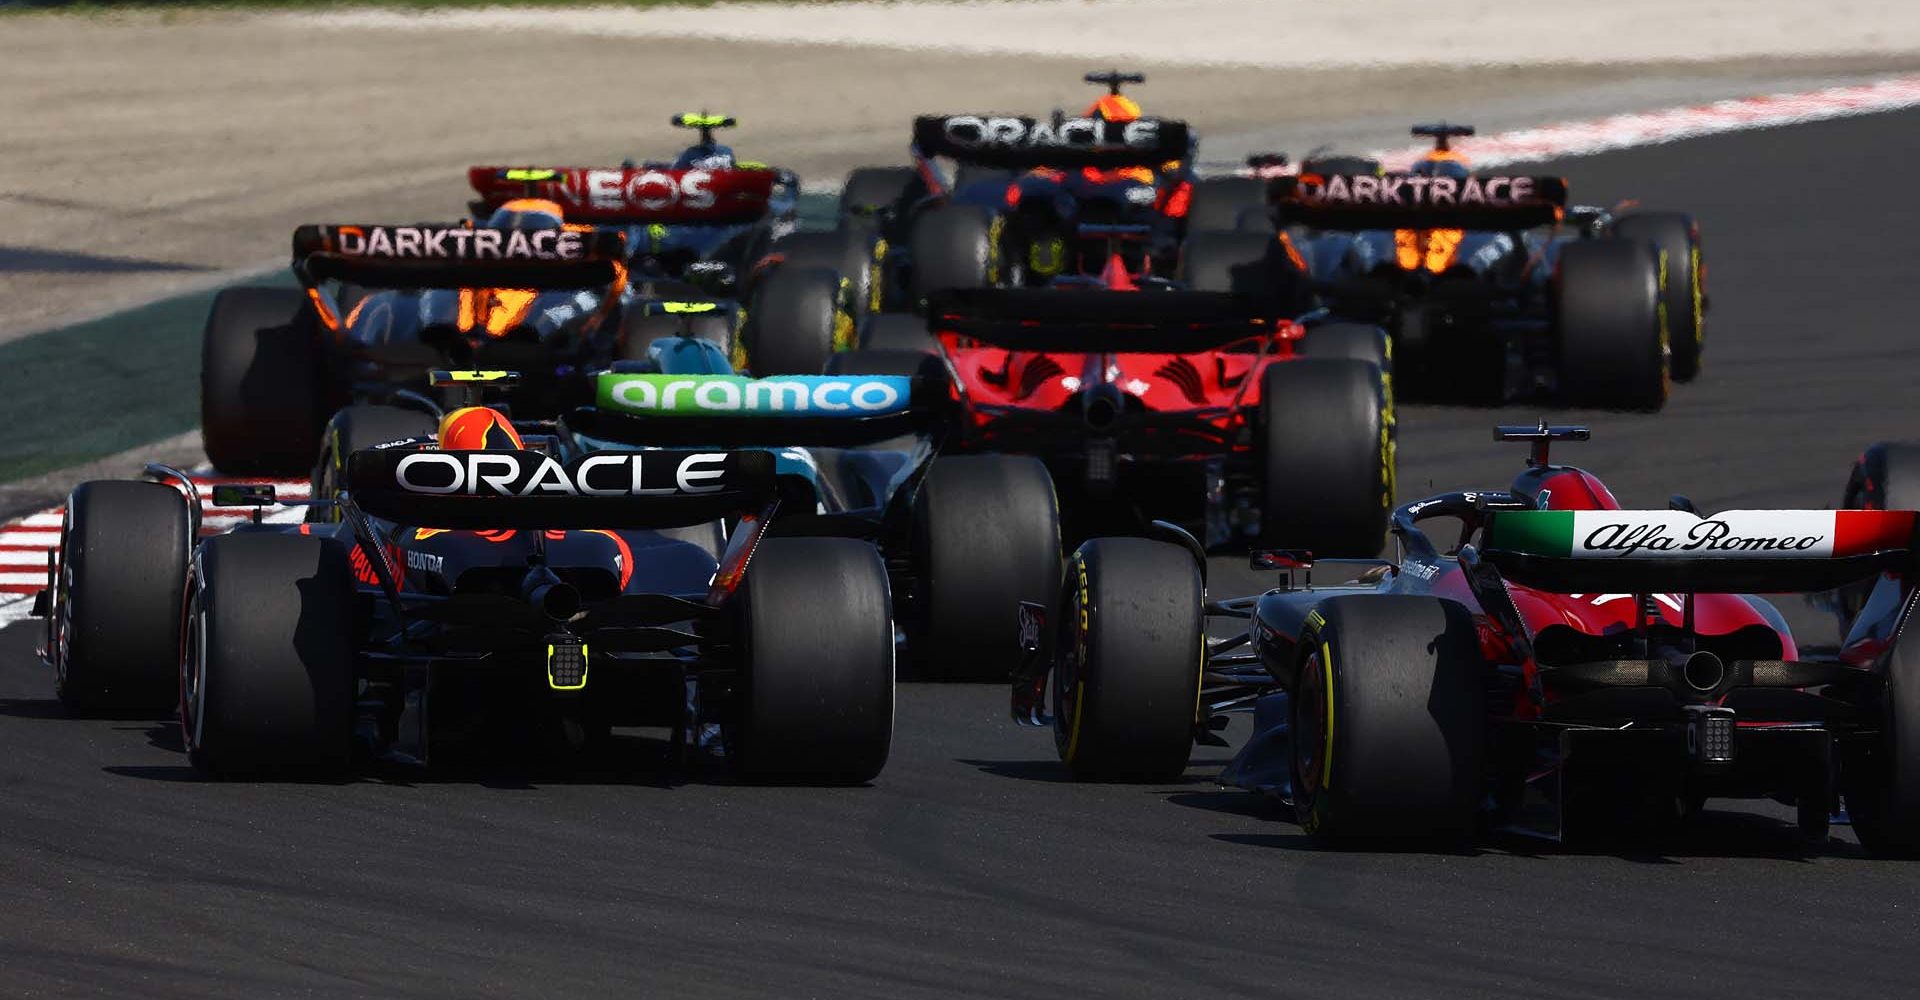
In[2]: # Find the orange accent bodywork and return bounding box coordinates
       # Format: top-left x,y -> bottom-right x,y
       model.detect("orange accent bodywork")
1393,228 -> 1466,273
1085,94 -> 1141,122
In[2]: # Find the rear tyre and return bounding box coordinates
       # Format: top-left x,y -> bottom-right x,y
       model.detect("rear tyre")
52,481 -> 190,715
1185,177 -> 1270,234
775,228 -> 876,320
1259,359 -> 1391,557
1291,595 -> 1484,842
909,204 -> 996,306
201,287 -> 326,475
840,166 -> 921,229
184,532 -> 355,776
912,456 -> 1062,681
1848,629 -> 1920,856
1556,239 -> 1668,411
1612,211 -> 1703,382
1299,321 -> 1390,370
744,266 -> 845,376
734,538 -> 895,783
1051,538 -> 1203,781
311,404 -> 438,512
860,313 -> 939,355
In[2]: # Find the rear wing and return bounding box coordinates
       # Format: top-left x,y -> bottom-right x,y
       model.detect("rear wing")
911,115 -> 1190,169
926,288 -> 1288,353
1481,509 -> 1919,594
292,224 -> 626,290
467,166 -> 778,225
1272,172 -> 1567,230
346,447 -> 775,529
569,373 -> 932,448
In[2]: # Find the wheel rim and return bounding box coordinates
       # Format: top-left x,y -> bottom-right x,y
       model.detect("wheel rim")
1294,646 -> 1330,799
182,598 -> 209,754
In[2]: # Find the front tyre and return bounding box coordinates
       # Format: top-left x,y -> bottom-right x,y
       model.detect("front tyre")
1291,595 -> 1484,843
1052,538 -> 1203,782
53,481 -> 191,715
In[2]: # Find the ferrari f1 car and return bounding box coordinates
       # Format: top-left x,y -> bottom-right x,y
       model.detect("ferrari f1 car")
468,113 -> 876,377
305,352 -> 1061,681
1269,123 -> 1706,409
883,254 -> 1393,556
42,395 -> 898,781
1016,424 -> 1920,853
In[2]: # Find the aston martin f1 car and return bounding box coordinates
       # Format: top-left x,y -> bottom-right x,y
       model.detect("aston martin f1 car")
469,114 -> 882,379
42,393 -> 898,781
1270,123 -> 1706,409
306,351 -> 1061,682
1016,424 -> 1920,853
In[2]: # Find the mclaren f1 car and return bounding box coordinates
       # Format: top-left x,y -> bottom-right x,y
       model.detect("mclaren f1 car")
42,385 -> 899,781
1013,424 -> 1920,854
1263,123 -> 1705,409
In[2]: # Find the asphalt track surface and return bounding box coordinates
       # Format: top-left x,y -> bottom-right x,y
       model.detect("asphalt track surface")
5,110 -> 1920,999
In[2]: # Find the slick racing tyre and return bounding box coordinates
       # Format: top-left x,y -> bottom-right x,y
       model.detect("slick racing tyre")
184,532 -> 355,776
1847,624 -> 1920,856
1299,322 -> 1391,371
743,266 -> 846,376
201,286 -> 327,476
776,228 -> 878,320
51,480 -> 191,715
310,404 -> 439,513
1051,538 -> 1204,782
1185,177 -> 1270,234
1555,239 -> 1668,411
911,455 -> 1062,681
1290,595 -> 1484,843
909,204 -> 997,306
733,537 -> 895,784
1611,211 -> 1704,382
1258,359 -> 1392,557
859,313 -> 940,355
839,166 -> 921,230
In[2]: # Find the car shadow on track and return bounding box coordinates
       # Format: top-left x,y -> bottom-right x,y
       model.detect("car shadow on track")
956,757 -> 1237,785
1168,786 -> 1874,861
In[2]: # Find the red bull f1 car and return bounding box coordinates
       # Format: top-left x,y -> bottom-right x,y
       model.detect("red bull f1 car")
1014,425 -> 1920,854
41,387 -> 899,781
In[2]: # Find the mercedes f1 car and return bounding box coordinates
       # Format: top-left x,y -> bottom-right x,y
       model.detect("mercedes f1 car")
1015,424 -> 1920,854
42,388 -> 900,781
1270,123 -> 1706,409
468,114 -> 875,377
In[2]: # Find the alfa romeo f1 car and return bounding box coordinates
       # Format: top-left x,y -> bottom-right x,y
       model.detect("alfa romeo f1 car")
1271,123 -> 1706,409
306,350 -> 1061,681
42,393 -> 898,781
1016,424 -> 1920,853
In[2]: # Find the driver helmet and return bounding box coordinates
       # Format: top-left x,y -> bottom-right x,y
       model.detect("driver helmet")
437,406 -> 525,451
483,198 -> 566,230
1408,151 -> 1471,180
673,143 -> 736,171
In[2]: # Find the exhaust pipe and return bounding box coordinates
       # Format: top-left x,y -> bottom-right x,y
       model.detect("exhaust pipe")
1682,650 -> 1725,693
521,566 -> 582,622
1082,384 -> 1125,433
